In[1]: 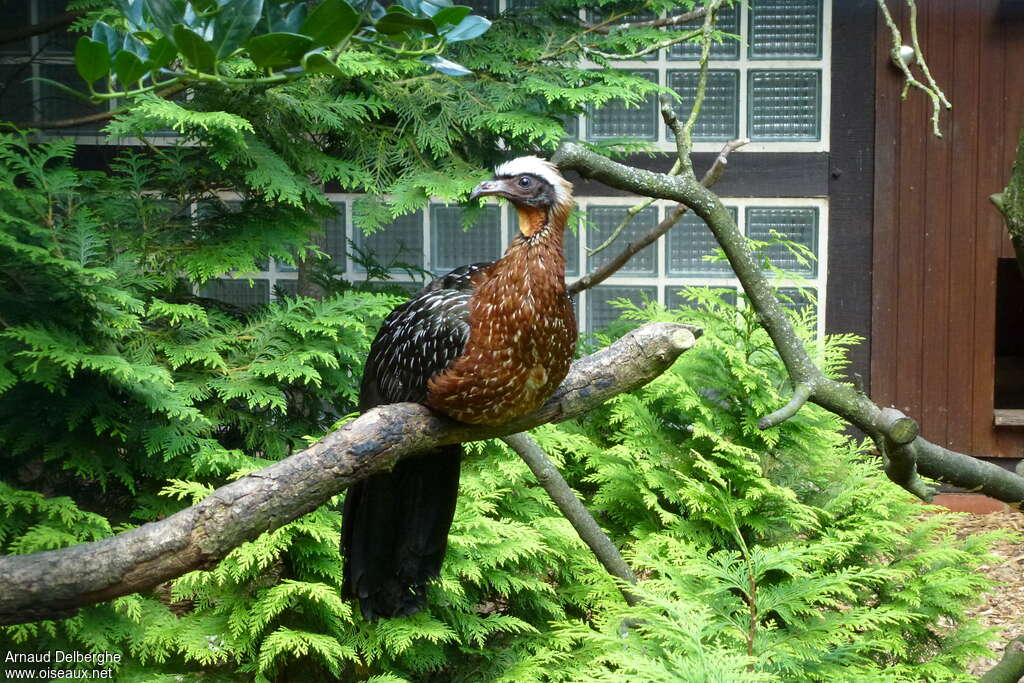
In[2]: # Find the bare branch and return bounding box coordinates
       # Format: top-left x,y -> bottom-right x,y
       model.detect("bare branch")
568,136 -> 747,296
502,433 -> 640,606
582,7 -> 706,35
0,322 -> 699,626
758,382 -> 812,430
552,140 -> 1024,508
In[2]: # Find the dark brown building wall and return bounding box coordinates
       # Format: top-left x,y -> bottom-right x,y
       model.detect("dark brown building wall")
872,0 -> 1024,459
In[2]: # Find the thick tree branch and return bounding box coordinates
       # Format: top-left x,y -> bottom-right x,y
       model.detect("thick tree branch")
0,322 -> 699,626
552,141 -> 1024,508
502,432 -> 641,607
980,636 -> 1024,683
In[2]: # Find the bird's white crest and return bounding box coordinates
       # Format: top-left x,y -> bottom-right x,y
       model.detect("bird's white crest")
493,156 -> 573,208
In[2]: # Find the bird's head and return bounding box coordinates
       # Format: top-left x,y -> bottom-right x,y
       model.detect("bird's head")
469,156 -> 574,238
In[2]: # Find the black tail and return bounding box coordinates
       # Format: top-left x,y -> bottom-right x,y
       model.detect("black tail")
341,445 -> 462,620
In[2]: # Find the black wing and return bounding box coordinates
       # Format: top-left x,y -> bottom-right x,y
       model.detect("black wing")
358,262 -> 491,410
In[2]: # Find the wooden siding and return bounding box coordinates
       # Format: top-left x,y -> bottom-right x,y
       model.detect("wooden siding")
872,0 -> 1024,458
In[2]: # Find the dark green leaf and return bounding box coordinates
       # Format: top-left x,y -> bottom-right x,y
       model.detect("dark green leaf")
91,21 -> 121,55
189,0 -> 217,11
113,50 -> 149,85
115,0 -> 145,30
301,0 -> 360,48
74,37 -> 111,85
422,54 -> 471,76
431,5 -> 471,28
148,36 -> 178,69
131,30 -> 158,42
443,14 -> 490,42
212,0 -> 264,59
173,24 -> 216,72
375,11 -> 437,35
246,32 -> 313,69
301,50 -> 343,77
143,0 -> 186,40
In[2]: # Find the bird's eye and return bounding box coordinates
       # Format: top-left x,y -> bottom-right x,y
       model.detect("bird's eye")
517,176 -> 532,188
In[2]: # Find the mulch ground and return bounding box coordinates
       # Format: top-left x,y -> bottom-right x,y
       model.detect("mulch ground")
945,510 -> 1024,678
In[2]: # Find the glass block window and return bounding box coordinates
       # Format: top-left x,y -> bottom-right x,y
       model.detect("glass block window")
585,9 -> 658,61
431,204 -> 501,273
749,0 -> 822,59
200,279 -> 270,309
274,279 -> 299,298
506,207 -> 580,276
666,285 -> 737,309
506,0 -> 545,8
668,3 -> 740,60
586,70 -> 658,141
587,285 -> 657,333
585,205 -> 658,276
746,207 -> 818,276
353,211 -> 424,273
667,207 -> 736,277
667,70 -> 739,141
322,202 -> 347,268
748,70 -> 821,141
38,0 -> 81,55
275,255 -> 297,273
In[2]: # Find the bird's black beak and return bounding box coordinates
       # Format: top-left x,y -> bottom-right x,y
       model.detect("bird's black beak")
469,179 -> 505,201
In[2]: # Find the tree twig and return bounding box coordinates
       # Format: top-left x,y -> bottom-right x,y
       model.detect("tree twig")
758,382 -> 812,430
502,433 -> 641,606
581,7 -> 706,35
877,0 -> 951,137
0,322 -> 699,626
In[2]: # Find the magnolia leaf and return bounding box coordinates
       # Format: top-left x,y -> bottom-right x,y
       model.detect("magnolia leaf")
143,0 -> 186,41
422,54 -> 471,76
246,32 -> 314,69
75,37 -> 111,85
301,50 -> 343,77
212,0 -> 264,59
148,36 -> 178,69
375,11 -> 437,36
113,50 -> 149,85
443,14 -> 490,42
431,5 -> 471,28
91,21 -> 121,55
115,0 -> 145,31
301,0 -> 360,48
173,24 -> 216,72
